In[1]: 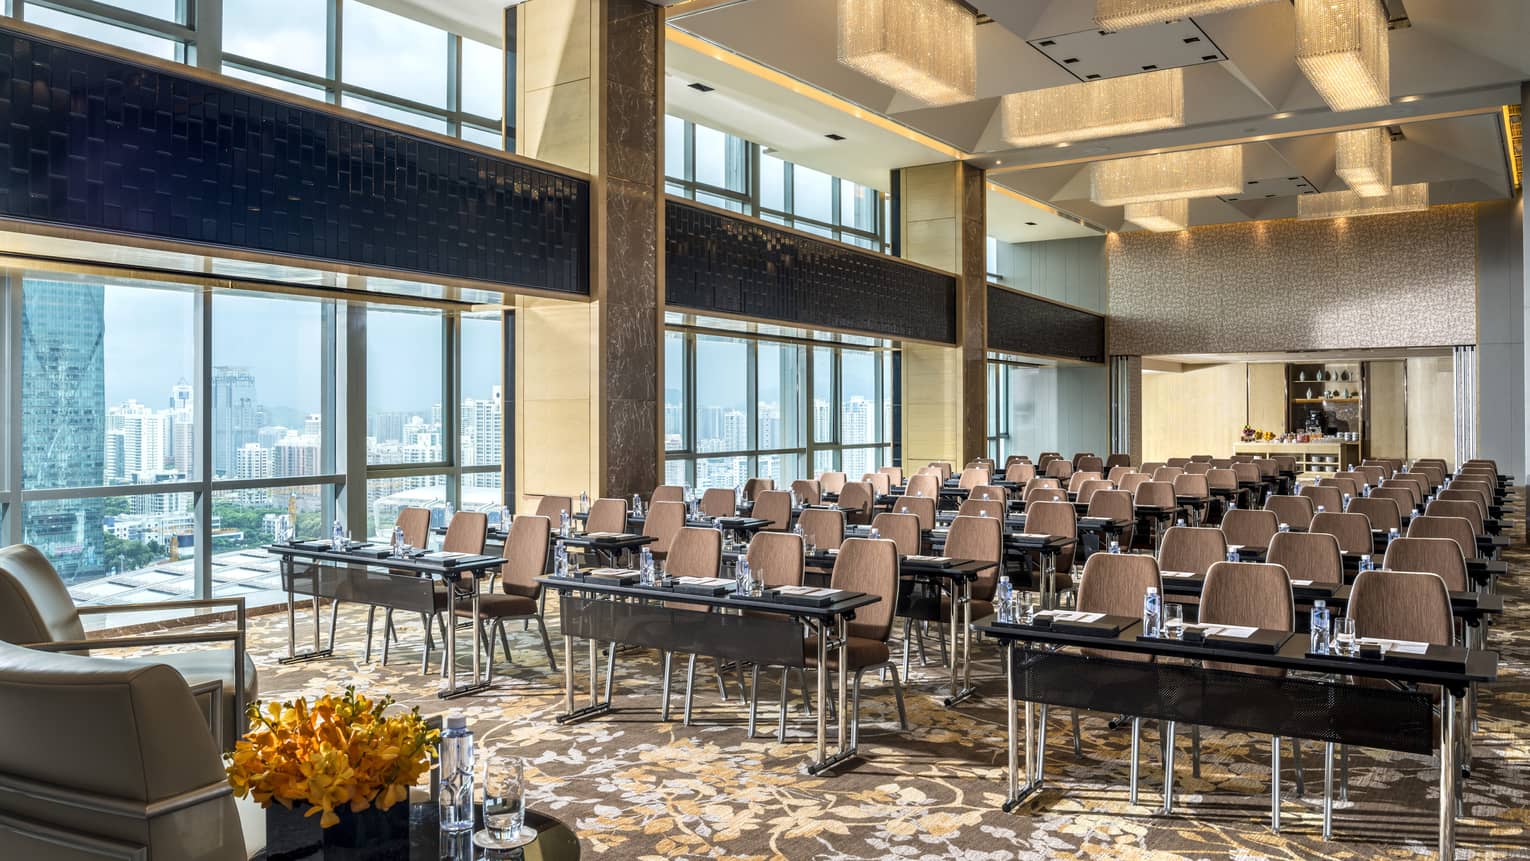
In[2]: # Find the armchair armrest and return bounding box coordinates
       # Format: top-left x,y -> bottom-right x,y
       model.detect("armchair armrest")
186,678 -> 225,746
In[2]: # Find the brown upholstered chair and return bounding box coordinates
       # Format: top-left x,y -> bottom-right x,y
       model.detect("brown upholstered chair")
1024,477 -> 1062,495
958,466 -> 991,491
1038,453 -> 1060,469
1425,499 -> 1484,537
1107,465 -> 1134,485
1411,464 -> 1445,489
1370,486 -> 1419,517
1077,455 -> 1105,475
1076,479 -> 1113,505
971,484 -> 1008,505
752,490 -> 794,531
700,487 -> 736,518
871,512 -> 921,556
1105,453 -> 1133,471
1266,492 -> 1315,532
905,473 -> 941,500
1220,509 -> 1279,549
1355,465 -> 1386,488
414,511 -> 490,673
1153,467 -> 1184,482
878,465 -> 905,485
1319,477 -> 1360,500
819,471 -> 848,495
664,527 -> 726,723
747,531 -> 805,591
1189,454 -> 1214,463
1006,462 -> 1037,483
456,514 -> 556,679
1381,477 -> 1425,508
1158,526 -> 1226,577
943,514 -> 1003,621
1023,485 -> 1067,508
586,497 -> 628,534
1437,488 -> 1490,519
1068,471 -> 1103,494
960,498 -> 1007,518
1045,459 -> 1074,480
1086,489 -> 1136,549
651,485 -> 685,505
363,506 -> 432,662
642,500 -> 687,555
1382,537 -> 1468,592
928,461 -> 954,480
837,482 -> 875,525
805,538 -> 908,744
741,477 -> 775,501
892,494 -> 937,531
862,472 -> 892,496
1166,457 -> 1191,468
1407,515 -> 1478,563
791,479 -> 822,506
1024,500 -> 1077,597
1139,461 -> 1166,474
797,507 -> 845,551
1118,472 -> 1151,495
1232,462 -> 1260,487
1206,468 -> 1238,496
1173,474 -> 1212,524
1134,480 -> 1177,545
1298,484 -> 1344,515
1254,458 -> 1279,481
1310,511 -> 1374,555
535,495 -> 574,521
1267,530 -> 1343,585
1346,496 -> 1401,535
1183,462 -> 1211,475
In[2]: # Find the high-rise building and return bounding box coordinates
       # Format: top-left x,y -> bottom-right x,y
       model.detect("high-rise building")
212,366 -> 260,478
172,414 -> 195,476
108,400 -> 169,478
272,432 -> 321,477
21,279 -> 106,582
104,430 -> 127,483
303,413 -> 323,437
369,411 -> 408,444
235,442 -> 271,480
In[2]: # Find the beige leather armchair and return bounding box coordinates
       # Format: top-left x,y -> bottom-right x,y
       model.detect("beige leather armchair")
0,544 -> 255,749
0,640 -> 246,860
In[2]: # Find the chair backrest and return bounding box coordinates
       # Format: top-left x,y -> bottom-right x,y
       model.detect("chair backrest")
1106,465 -> 1133,484
970,484 -> 1008,505
1270,455 -> 1297,473
1173,473 -> 1210,498
945,512 -> 1003,599
837,482 -> 875,524
752,490 -> 794,531
502,514 -> 551,597
0,544 -> 85,646
1158,526 -> 1226,575
928,461 -> 954,480
667,527 -> 723,579
1166,457 -> 1190,468
746,531 -> 805,589
1023,486 -> 1066,508
1355,465 -> 1386,487
396,506 -> 432,548
1231,462 -> 1259,484
1310,511 -> 1373,554
878,465 -> 905,485
1253,458 -> 1278,479
958,466 -> 991,490
1201,561 -> 1294,631
0,640 -> 245,861
1133,480 -> 1175,509
797,507 -> 845,550
960,498 -> 1007,519
1087,489 -> 1135,524
1414,457 -> 1449,471
741,477 -> 775,501
700,487 -> 736,518
1037,453 -> 1060,468
1183,462 -> 1211,475
535,495 -> 573,521
862,472 -> 892,495
819,471 -> 848,494
1070,452 -> 1095,468
642,501 -> 687,553
1407,515 -> 1478,562
1024,477 -> 1061,494
892,494 -> 937,530
1139,461 -> 1166,474
1370,486 -> 1418,515
1383,536 -> 1467,592
585,497 -> 628,534
651,485 -> 685,505
1152,466 -> 1184,482
1220,509 -> 1279,548
1411,463 -> 1445,488
443,511 -> 488,554
1349,569 -> 1454,645
1026,501 -> 1077,572
1206,468 -> 1237,491
1067,471 -> 1102,493
831,538 -> 898,642
1437,487 -> 1489,517
1105,453 -> 1133,470
1208,458 -> 1234,469
1044,459 -> 1073,479
1319,477 -> 1360,499
1449,478 -> 1495,502
1189,454 -> 1214,463
1425,499 -> 1484,536
1393,473 -> 1431,502
1117,472 -> 1150,495
1076,479 -> 1113,504
905,473 -> 941,499
1266,530 -> 1343,585
871,512 -> 922,556
1076,455 -> 1105,475
1346,496 -> 1401,533
790,479 -> 822,506
1076,553 -> 1163,660
1297,484 -> 1343,514
1005,462 -> 1037,483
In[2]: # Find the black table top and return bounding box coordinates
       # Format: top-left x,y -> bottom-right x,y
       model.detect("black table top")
551,531 -> 656,549
536,574 -> 881,619
974,616 -> 1498,690
266,542 -> 506,574
793,549 -> 996,579
1157,571 -> 1502,620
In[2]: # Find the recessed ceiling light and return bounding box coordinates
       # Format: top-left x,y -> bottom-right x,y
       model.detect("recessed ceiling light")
1055,142 -> 1071,148
1025,221 -> 1037,226
1271,111 -> 1293,119
687,82 -> 714,93
1398,95 -> 1421,102
995,159 -> 1003,165
825,133 -> 845,141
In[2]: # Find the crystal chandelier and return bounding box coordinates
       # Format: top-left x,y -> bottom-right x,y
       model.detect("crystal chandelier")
1295,0 -> 1390,111
1001,68 -> 1184,148
1123,199 -> 1190,232
1334,127 -> 1391,197
1297,182 -> 1428,220
1095,0 -> 1281,30
837,0 -> 976,106
1091,145 -> 1243,206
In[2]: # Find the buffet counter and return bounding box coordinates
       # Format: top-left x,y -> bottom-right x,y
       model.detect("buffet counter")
1233,439 -> 1362,474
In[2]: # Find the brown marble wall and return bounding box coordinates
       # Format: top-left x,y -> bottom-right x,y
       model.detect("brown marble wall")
959,164 -> 988,463
1107,204 -> 1479,355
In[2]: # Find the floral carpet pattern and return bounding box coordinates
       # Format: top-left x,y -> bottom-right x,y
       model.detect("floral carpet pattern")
178,541 -> 1530,859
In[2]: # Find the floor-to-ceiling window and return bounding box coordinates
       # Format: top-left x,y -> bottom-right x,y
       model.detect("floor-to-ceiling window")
663,323 -> 892,489
987,354 -> 1109,462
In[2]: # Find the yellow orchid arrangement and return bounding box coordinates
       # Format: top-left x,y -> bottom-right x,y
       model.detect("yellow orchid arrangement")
226,687 -> 440,828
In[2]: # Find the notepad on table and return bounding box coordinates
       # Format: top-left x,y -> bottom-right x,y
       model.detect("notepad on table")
1361,637 -> 1430,655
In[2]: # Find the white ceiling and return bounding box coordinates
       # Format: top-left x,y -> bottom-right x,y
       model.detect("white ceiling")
987,185 -> 1103,243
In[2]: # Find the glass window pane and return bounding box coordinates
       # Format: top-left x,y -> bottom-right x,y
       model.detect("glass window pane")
461,124 -> 504,149
460,37 -> 504,120
664,459 -> 690,487
664,331 -> 687,452
792,164 -> 833,223
840,350 -> 877,447
26,6 -> 177,60
693,123 -> 747,192
89,0 -> 180,20
366,308 -> 444,465
460,313 -> 503,474
665,115 -> 686,181
755,451 -> 802,487
842,447 -> 881,479
812,347 -> 835,444
839,179 -> 878,232
757,341 -> 802,451
694,335 -> 749,457
761,154 -> 786,211
341,95 -> 451,134
367,475 -> 447,541
794,221 -> 833,238
222,64 -> 328,100
33,493 -> 193,598
695,191 -> 745,213
223,0 -> 328,77
696,456 -> 748,490
209,484 -> 331,602
23,277 -> 194,490
665,182 -> 688,198
342,0 -> 449,108
812,449 -> 837,476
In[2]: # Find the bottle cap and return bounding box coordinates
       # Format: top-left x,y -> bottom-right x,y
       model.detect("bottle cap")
445,715 -> 468,730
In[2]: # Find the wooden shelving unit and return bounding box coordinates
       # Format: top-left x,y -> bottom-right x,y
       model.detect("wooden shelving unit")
1286,361 -> 1365,472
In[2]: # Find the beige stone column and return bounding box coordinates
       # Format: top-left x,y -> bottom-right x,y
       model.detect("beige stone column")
899,161 -> 987,468
513,0 -> 663,509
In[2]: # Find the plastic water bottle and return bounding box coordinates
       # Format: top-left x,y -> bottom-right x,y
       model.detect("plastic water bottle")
445,501 -> 454,520
1316,505 -> 1326,513
1359,554 -> 1373,572
438,715 -> 474,832
639,546 -> 656,585
868,527 -> 882,540
632,493 -> 644,517
560,509 -> 572,537
735,557 -> 752,594
1108,540 -> 1121,554
1343,493 -> 1352,509
996,575 -> 1015,623
331,518 -> 345,551
1310,600 -> 1331,654
1278,522 -> 1290,533
1226,547 -> 1239,563
1227,501 -> 1237,511
1362,484 -> 1371,497
1388,527 -> 1400,546
579,491 -> 589,514
391,525 -> 405,557
499,505 -> 511,531
1176,518 -> 1186,528
554,539 -> 569,577
1142,587 -> 1162,637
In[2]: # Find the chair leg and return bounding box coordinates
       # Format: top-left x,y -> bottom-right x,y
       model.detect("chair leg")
901,618 -> 913,678
1292,739 -> 1306,796
1163,720 -> 1177,815
536,615 -> 557,672
484,620 -> 500,685
1322,741 -> 1334,840
936,620 -> 949,667
1130,717 -> 1142,806
1191,724 -> 1201,778
888,664 -> 908,730
915,621 -> 930,667
660,652 -> 674,721
747,665 -> 760,738
714,660 -> 729,702
684,654 -> 699,726
1339,743 -> 1349,802
382,608 -> 393,666
604,641 -> 616,703
850,668 -> 864,749
1271,736 -> 1282,832
498,624 -> 514,666
1071,710 -> 1083,758
364,606 -> 377,663
778,668 -> 790,743
328,599 -> 340,652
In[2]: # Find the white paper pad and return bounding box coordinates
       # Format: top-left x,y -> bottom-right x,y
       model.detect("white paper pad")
907,555 -> 952,563
1161,571 -> 1197,578
1361,637 -> 1430,655
1036,610 -> 1104,623
1292,579 -> 1313,586
674,576 -> 732,587
1204,625 -> 1257,639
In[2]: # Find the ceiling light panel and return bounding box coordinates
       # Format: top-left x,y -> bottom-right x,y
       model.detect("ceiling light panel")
1094,0 -> 1282,29
1001,67 -> 1184,148
1296,182 -> 1428,219
1295,0 -> 1390,111
1124,199 -> 1190,231
1334,126 -> 1392,197
1027,19 -> 1225,82
1091,145 -> 1244,206
1216,175 -> 1319,202
836,0 -> 976,106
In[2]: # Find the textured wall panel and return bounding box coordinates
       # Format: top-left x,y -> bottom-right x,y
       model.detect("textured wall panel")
1107,205 -> 1478,355
0,28 -> 589,293
665,200 -> 957,344
987,285 -> 1106,363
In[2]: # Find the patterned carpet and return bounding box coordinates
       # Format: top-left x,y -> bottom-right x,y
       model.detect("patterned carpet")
197,541 -> 1530,860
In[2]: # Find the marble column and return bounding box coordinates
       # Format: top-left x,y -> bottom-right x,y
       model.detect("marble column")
514,0 -> 663,506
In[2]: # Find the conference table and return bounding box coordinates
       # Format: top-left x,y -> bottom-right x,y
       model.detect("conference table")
537,571 -> 880,775
266,541 -> 507,698
977,614 -> 1498,859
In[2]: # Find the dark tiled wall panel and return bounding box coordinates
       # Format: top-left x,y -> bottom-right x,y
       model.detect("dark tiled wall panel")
988,285 -> 1106,363
665,201 -> 957,344
0,30 -> 589,294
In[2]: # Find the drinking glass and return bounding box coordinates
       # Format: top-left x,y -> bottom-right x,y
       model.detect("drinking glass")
1334,617 -> 1357,656
475,756 -> 534,849
1018,590 -> 1036,624
1163,603 -> 1185,639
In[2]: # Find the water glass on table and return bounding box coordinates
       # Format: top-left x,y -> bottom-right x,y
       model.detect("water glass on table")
1163,603 -> 1185,639
476,756 -> 533,849
1334,617 -> 1357,656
